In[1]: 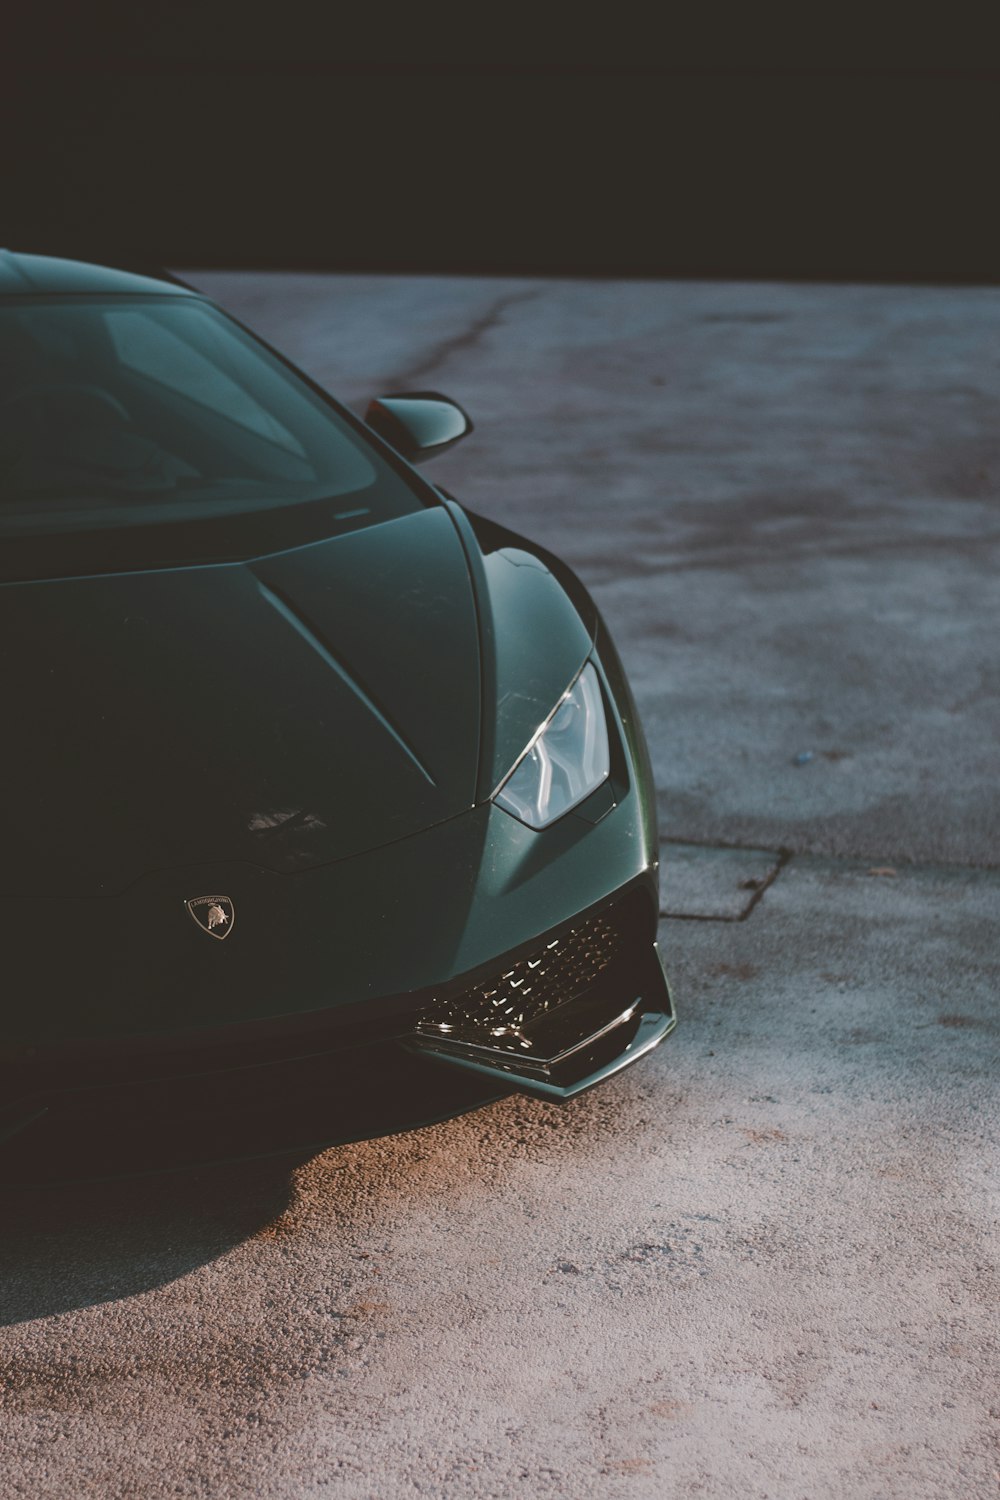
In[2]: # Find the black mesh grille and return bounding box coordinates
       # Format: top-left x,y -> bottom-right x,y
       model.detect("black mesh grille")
416,908 -> 624,1054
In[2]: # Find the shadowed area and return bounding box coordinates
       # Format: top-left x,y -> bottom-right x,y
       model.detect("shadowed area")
0,1048 -> 507,1197
0,1157 -> 303,1327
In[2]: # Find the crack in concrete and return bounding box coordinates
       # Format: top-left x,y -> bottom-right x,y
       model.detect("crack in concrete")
660,849 -> 792,924
659,838 -> 1000,923
381,286 -> 540,388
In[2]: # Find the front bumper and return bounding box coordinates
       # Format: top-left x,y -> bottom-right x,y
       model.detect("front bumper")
1,640 -> 670,1177
0,883 -> 673,1180
407,892 -> 674,1100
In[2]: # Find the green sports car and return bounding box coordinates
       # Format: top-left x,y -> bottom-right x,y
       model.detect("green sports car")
0,251 -> 675,1178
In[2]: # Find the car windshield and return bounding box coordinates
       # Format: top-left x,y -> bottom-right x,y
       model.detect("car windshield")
0,295 -> 425,579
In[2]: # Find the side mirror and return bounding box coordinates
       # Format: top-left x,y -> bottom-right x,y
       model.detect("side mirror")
364,390 -> 473,464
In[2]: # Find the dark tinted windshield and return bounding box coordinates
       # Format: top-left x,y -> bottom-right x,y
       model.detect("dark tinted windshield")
0,296 -> 425,579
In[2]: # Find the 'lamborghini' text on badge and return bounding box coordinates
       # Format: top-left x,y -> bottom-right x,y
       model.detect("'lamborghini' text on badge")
186,895 -> 235,940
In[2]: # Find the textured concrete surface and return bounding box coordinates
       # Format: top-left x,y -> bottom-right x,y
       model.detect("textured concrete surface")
2,275 -> 998,1498
660,842 -> 785,920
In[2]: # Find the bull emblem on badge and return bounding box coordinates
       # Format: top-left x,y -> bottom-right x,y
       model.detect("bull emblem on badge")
185,895 -> 236,940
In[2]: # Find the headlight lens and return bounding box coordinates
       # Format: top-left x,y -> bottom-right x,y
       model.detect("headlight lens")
495,661 -> 610,829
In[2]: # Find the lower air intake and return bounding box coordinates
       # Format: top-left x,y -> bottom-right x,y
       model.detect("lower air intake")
416,909 -> 624,1056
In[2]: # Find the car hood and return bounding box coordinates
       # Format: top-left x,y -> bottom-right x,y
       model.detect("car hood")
0,504 -> 594,897
0,508 -> 482,894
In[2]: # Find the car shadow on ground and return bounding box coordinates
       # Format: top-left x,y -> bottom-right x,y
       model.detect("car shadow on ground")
0,1152 -> 307,1328
0,1058 -> 508,1328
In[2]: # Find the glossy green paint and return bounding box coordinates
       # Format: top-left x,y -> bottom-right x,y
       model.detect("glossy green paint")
0,486 -> 659,1050
0,509 -> 477,893
0,495 -> 658,1041
444,502 -> 595,800
2,795 -> 658,1046
0,502 -> 610,900
0,253 -> 664,1074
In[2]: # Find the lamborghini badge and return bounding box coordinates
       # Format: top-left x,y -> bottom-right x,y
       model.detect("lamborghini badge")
186,895 -> 235,940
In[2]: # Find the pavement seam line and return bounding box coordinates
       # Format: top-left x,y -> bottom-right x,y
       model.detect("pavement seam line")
660,836 -> 1000,876
660,848 -> 793,924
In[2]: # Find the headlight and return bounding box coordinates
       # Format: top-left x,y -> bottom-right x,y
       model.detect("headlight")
494,661 -> 610,829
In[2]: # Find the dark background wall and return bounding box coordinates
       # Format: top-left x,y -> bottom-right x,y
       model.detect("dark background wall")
6,9 -> 999,282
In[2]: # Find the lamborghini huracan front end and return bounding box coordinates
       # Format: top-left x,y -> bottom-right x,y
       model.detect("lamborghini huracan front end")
0,251 -> 674,1178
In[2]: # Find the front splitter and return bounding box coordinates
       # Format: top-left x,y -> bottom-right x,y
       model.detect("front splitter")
405,944 -> 676,1101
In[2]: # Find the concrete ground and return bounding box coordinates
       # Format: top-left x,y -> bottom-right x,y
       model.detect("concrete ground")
2,275 -> 997,1498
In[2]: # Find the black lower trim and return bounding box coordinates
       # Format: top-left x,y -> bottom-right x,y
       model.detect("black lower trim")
407,941 -> 675,1101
